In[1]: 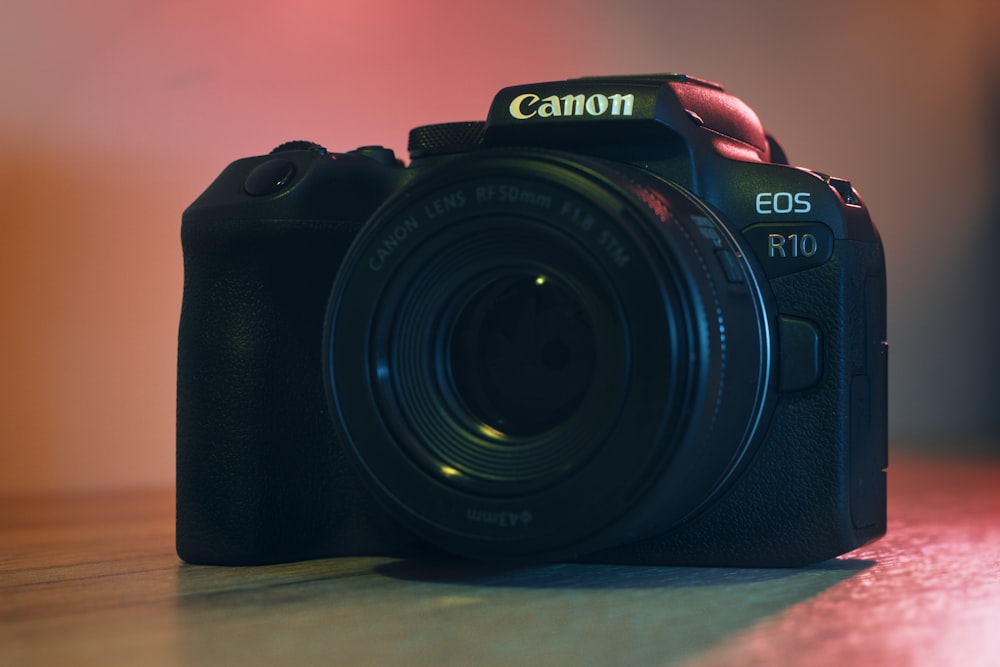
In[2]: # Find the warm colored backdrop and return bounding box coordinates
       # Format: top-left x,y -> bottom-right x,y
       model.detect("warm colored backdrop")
2,0 -> 997,494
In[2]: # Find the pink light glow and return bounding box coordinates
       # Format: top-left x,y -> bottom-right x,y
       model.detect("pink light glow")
0,0 -> 997,495
682,459 -> 1000,667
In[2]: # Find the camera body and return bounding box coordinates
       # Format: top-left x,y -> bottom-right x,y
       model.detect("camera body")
177,74 -> 887,567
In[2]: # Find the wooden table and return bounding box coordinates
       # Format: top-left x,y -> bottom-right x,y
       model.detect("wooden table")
3,454 -> 999,666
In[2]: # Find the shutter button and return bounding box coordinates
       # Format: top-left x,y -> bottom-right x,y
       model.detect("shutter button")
244,158 -> 296,196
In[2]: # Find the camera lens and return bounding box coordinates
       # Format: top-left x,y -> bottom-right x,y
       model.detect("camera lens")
325,150 -> 773,561
448,272 -> 595,438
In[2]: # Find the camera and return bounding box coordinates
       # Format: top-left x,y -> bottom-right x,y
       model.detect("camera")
177,74 -> 887,567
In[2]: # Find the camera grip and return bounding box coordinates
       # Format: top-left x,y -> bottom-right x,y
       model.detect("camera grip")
175,217 -> 402,564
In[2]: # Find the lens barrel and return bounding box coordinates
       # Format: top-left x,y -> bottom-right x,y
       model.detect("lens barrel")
325,150 -> 772,561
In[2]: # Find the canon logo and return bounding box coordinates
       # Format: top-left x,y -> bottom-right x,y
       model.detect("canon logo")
509,92 -> 635,119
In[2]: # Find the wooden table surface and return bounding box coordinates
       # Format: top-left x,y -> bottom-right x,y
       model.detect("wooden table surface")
2,453 -> 999,666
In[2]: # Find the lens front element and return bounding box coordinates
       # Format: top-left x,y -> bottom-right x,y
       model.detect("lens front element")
449,272 -> 596,439
372,217 -> 627,493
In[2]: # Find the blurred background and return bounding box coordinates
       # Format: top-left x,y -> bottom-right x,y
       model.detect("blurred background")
1,0 -> 997,494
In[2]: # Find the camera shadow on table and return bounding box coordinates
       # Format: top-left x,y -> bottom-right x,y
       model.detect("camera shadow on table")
374,555 -> 874,590
173,556 -> 873,666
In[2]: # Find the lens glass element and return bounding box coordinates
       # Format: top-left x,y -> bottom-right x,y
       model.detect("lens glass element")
374,219 -> 625,493
448,273 -> 596,439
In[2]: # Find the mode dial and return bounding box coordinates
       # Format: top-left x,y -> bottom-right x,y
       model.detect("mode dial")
408,121 -> 486,159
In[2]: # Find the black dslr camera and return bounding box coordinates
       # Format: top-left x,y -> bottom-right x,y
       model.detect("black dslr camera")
177,74 -> 887,568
